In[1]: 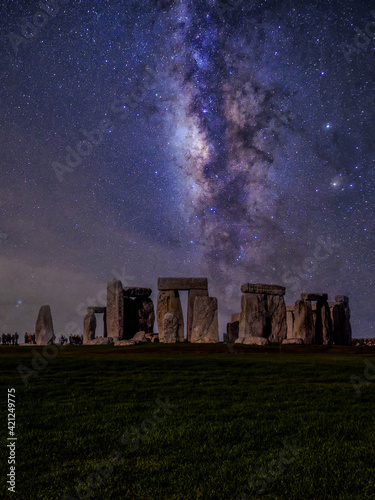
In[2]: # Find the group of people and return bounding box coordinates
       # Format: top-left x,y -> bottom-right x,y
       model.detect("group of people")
1,332 -> 19,345
24,333 -> 36,344
60,334 -> 83,345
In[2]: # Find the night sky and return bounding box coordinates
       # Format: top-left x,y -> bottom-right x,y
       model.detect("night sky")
0,0 -> 374,338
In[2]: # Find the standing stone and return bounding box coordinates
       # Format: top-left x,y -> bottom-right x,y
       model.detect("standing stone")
190,297 -> 219,343
239,293 -> 267,339
316,299 -> 333,345
161,313 -> 179,343
293,299 -> 314,344
266,295 -> 287,343
286,306 -> 295,339
106,279 -> 124,339
228,312 -> 240,342
35,305 -> 55,345
137,297 -> 155,334
332,296 -> 352,345
83,312 -> 96,344
187,289 -> 209,341
156,290 -> 184,342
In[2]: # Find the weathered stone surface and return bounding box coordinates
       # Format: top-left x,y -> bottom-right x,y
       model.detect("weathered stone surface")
293,300 -> 314,344
286,305 -> 295,312
161,312 -> 179,343
35,305 -> 55,345
315,299 -> 333,345
241,283 -> 285,296
282,338 -> 304,344
242,336 -> 268,345
266,294 -> 287,343
158,277 -> 208,290
231,313 -> 241,323
228,320 -> 239,342
145,333 -> 159,343
234,337 -> 244,344
131,331 -> 146,342
335,295 -> 349,303
86,337 -> 114,345
123,287 -> 152,298
301,293 -> 328,302
106,279 -> 124,339
239,293 -> 267,339
187,289 -> 209,341
191,297 -> 219,343
156,291 -> 184,342
87,307 -> 106,314
223,332 -> 230,343
286,309 -> 294,338
136,297 -> 155,334
83,312 -> 96,344
114,339 -> 137,346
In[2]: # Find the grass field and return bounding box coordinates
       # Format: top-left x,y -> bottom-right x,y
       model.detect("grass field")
1,344 -> 375,500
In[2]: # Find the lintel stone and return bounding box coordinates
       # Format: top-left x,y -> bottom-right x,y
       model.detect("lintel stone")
301,293 -> 328,301
241,283 -> 285,296
123,287 -> 152,298
158,277 -> 208,290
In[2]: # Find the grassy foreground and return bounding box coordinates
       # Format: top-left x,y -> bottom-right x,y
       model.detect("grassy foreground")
1,344 -> 375,500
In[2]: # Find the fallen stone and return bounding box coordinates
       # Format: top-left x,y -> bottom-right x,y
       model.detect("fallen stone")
239,293 -> 267,339
187,289 -> 209,341
35,305 -> 55,345
156,290 -> 184,342
161,312 -> 179,343
266,294 -> 287,343
131,331 -> 146,342
123,287 -> 152,298
158,277 -> 208,290
86,337 -> 114,345
242,337 -> 269,345
282,338 -> 304,344
83,312 -> 96,344
114,339 -> 137,346
301,293 -> 328,301
191,297 -> 219,343
241,283 -> 285,295
145,333 -> 159,343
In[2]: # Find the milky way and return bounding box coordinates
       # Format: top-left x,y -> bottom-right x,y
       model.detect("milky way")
0,0 -> 374,336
